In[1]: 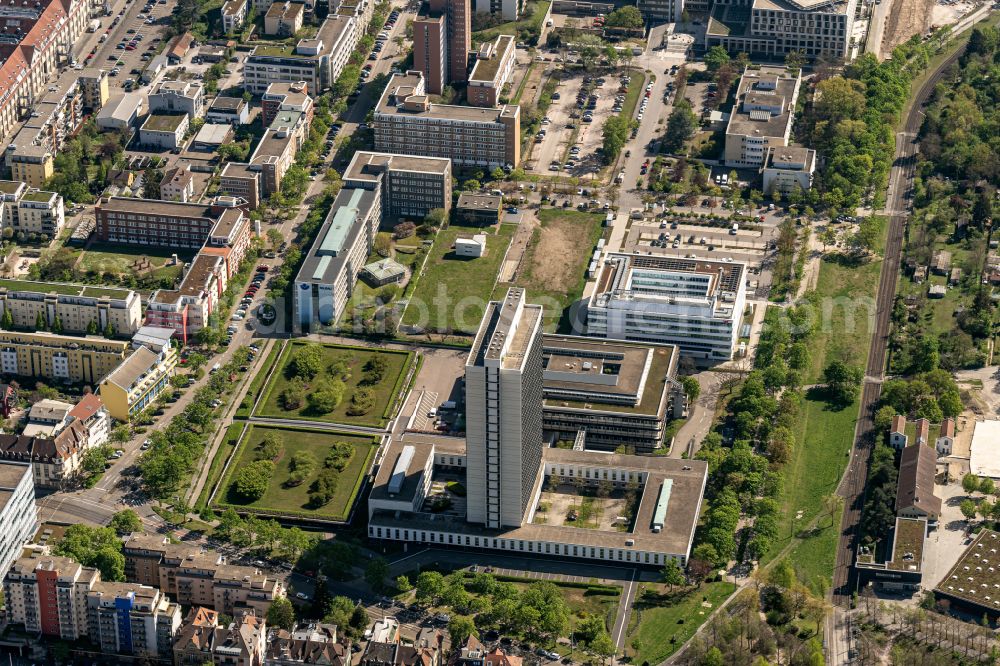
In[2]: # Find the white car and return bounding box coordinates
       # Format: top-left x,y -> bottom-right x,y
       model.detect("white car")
295,592 -> 310,600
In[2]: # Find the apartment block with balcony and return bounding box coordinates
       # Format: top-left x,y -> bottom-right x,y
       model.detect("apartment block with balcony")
4,555 -> 99,638
85,581 -> 181,659
0,330 -> 132,384
248,126 -> 299,197
145,254 -> 226,345
467,35 -> 516,108
0,280 -> 142,336
0,462 -> 37,577
264,0 -> 306,36
122,533 -> 286,616
723,67 -> 801,169
14,189 -> 64,236
260,81 -> 314,127
4,72 -> 86,190
222,0 -> 249,33
0,0 -> 90,142
344,151 -> 452,223
586,254 -> 748,365
374,72 -> 520,168
98,336 -> 178,421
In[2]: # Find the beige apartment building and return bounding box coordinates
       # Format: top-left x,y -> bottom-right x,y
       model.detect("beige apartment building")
264,0 -> 305,36
724,67 -> 801,169
122,534 -> 286,616
0,330 -> 131,384
0,281 -> 140,335
374,72 -> 520,168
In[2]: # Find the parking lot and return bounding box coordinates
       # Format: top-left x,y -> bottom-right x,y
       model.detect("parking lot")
621,202 -> 787,298
526,71 -> 631,179
83,0 -> 175,92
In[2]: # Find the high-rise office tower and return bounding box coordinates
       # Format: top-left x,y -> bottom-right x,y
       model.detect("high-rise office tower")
465,288 -> 544,529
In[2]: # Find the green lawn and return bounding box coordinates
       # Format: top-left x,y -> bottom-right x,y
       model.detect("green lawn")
492,209 -> 604,332
764,252 -> 877,577
196,423 -> 245,510
255,341 -> 414,427
787,504 -> 844,597
235,341 -> 282,419
627,581 -> 737,663
216,425 -> 377,521
77,243 -> 193,282
804,254 -> 882,383
402,223 -> 516,334
472,0 -> 550,43
341,237 -> 426,324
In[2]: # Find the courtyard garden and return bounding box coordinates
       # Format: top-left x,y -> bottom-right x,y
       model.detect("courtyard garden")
215,425 -> 378,521
253,341 -> 416,428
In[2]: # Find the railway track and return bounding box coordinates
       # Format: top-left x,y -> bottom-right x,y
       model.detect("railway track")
830,42 -> 968,607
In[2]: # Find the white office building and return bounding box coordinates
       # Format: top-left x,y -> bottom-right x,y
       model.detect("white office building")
587,254 -> 747,364
293,186 -> 381,332
465,288 -> 545,529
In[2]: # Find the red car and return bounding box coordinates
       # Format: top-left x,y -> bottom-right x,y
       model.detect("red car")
256,265 -> 269,272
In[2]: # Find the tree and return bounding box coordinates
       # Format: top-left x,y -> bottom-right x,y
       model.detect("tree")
662,101 -> 697,153
308,469 -> 338,507
267,597 -> 296,631
602,115 -> 630,162
415,571 -> 445,603
287,450 -> 317,486
961,498 -> 978,522
259,430 -> 285,460
307,378 -> 345,414
424,208 -> 448,231
289,344 -> 323,380
874,405 -> 896,433
266,228 -> 284,249
704,46 -> 731,72
1,308 -> 14,330
819,226 -> 837,250
661,559 -> 685,591
54,524 -> 125,581
365,557 -> 390,591
448,615 -> 478,645
589,631 -> 615,662
963,473 -> 981,495
81,447 -> 110,476
395,575 -> 413,592
604,5 -> 642,29
981,477 -> 996,497
374,234 -> 392,258
109,510 -> 142,536
679,375 -> 700,402
702,647 -> 725,666
823,361 -> 863,405
233,460 -> 274,502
